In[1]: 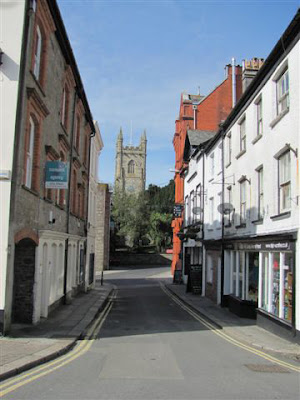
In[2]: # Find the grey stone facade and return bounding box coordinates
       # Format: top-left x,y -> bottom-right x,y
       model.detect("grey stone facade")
114,128 -> 147,194
95,184 -> 111,272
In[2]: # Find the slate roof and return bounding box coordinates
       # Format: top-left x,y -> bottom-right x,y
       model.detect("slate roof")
187,130 -> 217,146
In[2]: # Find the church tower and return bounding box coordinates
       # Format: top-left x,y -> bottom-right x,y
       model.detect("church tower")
114,128 -> 147,194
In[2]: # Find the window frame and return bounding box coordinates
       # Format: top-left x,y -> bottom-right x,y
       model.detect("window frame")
240,180 -> 246,224
33,25 -> 42,81
278,151 -> 291,213
239,117 -> 246,152
25,117 -> 35,188
276,68 -> 289,116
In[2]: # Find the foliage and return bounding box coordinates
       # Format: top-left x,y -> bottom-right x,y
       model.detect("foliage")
111,180 -> 175,251
111,190 -> 149,248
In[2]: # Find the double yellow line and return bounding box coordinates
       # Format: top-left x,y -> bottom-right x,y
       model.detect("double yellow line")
0,289 -> 117,397
161,283 -> 300,373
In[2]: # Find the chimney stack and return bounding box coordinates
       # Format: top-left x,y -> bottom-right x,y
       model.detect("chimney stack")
242,58 -> 264,93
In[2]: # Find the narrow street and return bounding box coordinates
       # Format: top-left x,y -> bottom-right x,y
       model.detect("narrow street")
2,266 -> 299,400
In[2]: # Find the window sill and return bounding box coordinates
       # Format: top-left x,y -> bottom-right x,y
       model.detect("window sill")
225,162 -> 231,169
252,134 -> 262,145
60,123 -> 69,136
208,178 -> 214,183
30,71 -> 46,97
207,228 -> 214,232
22,184 -> 39,197
224,223 -> 232,228
55,203 -> 65,211
270,211 -> 291,221
270,107 -> 289,129
235,223 -> 246,229
44,197 -> 53,204
252,218 -> 263,225
236,149 -> 246,160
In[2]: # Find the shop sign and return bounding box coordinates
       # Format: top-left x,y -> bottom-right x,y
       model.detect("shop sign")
224,240 -> 293,251
173,204 -> 183,217
45,161 -> 69,189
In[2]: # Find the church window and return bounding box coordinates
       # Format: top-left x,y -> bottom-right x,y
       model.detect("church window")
128,160 -> 135,174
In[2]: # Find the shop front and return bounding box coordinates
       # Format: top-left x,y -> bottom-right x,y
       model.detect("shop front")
224,237 -> 296,338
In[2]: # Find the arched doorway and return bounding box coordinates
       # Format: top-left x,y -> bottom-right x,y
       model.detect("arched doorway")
12,238 -> 36,323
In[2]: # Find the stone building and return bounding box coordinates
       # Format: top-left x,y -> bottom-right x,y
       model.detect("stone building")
85,121 -> 104,289
1,0 -> 95,333
95,184 -> 111,273
114,128 -> 147,194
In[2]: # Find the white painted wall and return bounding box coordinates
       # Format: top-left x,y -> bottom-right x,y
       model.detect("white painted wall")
0,1 -> 25,313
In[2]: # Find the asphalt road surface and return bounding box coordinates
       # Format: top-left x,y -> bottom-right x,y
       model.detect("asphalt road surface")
2,266 -> 300,399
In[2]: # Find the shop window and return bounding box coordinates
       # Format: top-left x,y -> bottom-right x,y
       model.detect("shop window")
261,253 -> 269,311
271,253 -> 280,317
283,253 -> 293,323
238,252 -> 245,299
232,252 -> 237,295
247,253 -> 259,302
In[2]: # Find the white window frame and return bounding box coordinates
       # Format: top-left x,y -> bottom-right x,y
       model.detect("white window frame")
278,152 -> 291,213
276,68 -> 289,115
207,255 -> 213,284
209,197 -> 214,226
239,118 -> 246,152
240,180 -> 246,224
196,184 -> 201,222
257,167 -> 264,219
256,98 -> 263,136
33,26 -> 42,80
191,190 -> 195,224
25,117 -> 35,188
209,152 -> 214,179
225,132 -> 231,166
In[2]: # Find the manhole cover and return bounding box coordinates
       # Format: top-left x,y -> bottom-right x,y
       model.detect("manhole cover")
245,364 -> 290,373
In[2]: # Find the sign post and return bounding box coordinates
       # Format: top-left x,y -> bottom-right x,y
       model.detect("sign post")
45,161 -> 69,189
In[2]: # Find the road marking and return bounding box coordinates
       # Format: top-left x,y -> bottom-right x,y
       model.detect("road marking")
160,283 -> 300,373
0,289 -> 117,397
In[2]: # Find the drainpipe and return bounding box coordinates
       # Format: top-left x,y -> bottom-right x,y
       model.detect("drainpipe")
220,125 -> 225,306
232,58 -> 236,108
201,150 -> 205,296
63,88 -> 78,304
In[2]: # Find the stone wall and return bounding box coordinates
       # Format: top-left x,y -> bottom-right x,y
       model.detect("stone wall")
95,184 -> 111,271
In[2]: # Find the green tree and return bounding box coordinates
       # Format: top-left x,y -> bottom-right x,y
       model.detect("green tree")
112,190 -> 149,248
148,212 -> 173,252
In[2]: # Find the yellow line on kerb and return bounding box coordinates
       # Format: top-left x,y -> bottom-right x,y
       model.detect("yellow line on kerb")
160,283 -> 300,373
0,289 -> 117,397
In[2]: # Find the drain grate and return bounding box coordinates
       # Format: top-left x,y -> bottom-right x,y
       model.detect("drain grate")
245,364 -> 290,373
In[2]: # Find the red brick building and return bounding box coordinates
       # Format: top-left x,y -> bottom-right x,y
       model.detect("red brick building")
171,64 -> 242,273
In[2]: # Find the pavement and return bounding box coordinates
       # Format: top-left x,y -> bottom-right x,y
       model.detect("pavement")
165,281 -> 300,361
0,272 -> 299,383
0,281 -> 113,382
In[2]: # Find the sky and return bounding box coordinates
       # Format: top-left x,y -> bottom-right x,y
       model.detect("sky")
57,0 -> 299,188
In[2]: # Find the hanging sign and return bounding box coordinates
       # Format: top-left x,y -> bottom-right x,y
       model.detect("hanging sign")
45,161 -> 69,189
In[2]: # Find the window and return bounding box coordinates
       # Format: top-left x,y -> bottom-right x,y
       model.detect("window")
191,191 -> 195,223
75,115 -> 80,150
225,133 -> 231,166
209,197 -> 214,226
209,153 -> 214,178
276,68 -> 289,115
240,180 -> 246,224
239,118 -> 246,152
218,144 -> 222,173
217,192 -> 222,227
33,26 -> 42,80
128,160 -> 135,174
25,117 -> 35,188
225,186 -> 232,226
83,133 -> 89,166
185,196 -> 189,226
278,152 -> 291,212
195,184 -> 201,222
257,167 -> 264,219
256,98 -> 263,136
61,86 -> 69,129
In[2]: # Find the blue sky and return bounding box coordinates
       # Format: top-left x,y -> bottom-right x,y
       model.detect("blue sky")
57,0 -> 299,187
